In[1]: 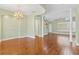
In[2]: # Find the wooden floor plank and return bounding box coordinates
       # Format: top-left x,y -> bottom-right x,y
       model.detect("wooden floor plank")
0,33 -> 78,55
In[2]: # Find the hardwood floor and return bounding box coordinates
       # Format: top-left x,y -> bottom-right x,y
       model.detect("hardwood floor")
0,33 -> 78,55
43,33 -> 61,55
72,46 -> 79,55
0,37 -> 37,55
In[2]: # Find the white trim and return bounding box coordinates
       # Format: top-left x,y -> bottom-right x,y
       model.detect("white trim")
39,33 -> 48,37
0,33 -> 49,42
69,8 -> 73,43
0,35 -> 35,42
76,42 -> 79,46
43,33 -> 48,36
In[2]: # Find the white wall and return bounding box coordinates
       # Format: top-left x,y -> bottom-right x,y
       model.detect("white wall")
48,23 -> 52,32
75,8 -> 79,45
0,12 -> 36,40
0,15 -> 1,39
49,18 -> 75,35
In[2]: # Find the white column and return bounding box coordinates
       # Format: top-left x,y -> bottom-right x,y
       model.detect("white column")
69,8 -> 73,45
42,16 -> 44,37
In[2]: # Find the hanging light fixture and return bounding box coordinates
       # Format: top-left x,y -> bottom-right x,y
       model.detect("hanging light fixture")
14,5 -> 24,19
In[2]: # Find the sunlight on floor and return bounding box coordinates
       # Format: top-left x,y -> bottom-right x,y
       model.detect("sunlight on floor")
58,35 -> 73,55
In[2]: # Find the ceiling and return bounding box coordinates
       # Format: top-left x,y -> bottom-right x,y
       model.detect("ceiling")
0,4 -> 45,15
0,4 -> 78,21
41,4 -> 78,21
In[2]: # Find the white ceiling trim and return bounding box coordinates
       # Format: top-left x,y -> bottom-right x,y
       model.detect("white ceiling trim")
0,4 -> 45,16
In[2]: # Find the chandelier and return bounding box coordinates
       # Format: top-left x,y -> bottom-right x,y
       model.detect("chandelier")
14,5 -> 24,19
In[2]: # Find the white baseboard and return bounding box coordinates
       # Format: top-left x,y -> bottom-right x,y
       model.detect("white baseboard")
35,33 -> 48,37
0,33 -> 49,42
76,43 -> 79,46
0,35 -> 35,42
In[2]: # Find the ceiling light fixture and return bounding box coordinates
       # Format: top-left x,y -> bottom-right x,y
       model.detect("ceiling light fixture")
14,5 -> 24,19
